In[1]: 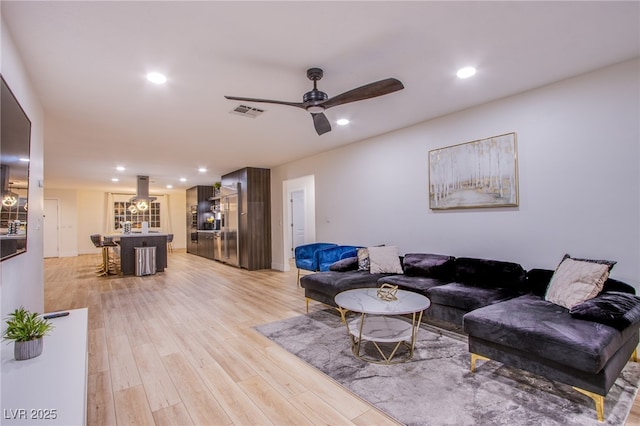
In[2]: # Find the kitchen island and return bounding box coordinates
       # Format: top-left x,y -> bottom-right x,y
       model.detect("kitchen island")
114,233 -> 168,275
0,234 -> 26,259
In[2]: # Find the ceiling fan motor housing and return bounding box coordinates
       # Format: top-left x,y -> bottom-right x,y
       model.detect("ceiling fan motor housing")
304,67 -> 328,108
303,89 -> 328,103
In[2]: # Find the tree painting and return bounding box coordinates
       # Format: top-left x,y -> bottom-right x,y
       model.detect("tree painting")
429,133 -> 518,209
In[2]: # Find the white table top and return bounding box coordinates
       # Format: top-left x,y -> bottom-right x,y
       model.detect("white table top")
1,308 -> 88,425
335,288 -> 430,315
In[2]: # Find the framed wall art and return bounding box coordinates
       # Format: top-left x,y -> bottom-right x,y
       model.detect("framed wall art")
428,132 -> 518,210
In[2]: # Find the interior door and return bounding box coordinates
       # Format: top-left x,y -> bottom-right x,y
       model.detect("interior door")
290,190 -> 305,259
43,198 -> 59,258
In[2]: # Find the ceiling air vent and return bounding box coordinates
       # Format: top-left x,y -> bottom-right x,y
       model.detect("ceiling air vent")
230,104 -> 264,118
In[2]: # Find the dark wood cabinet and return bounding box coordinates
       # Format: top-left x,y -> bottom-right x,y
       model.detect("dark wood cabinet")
186,185 -> 213,256
221,167 -> 271,270
197,231 -> 215,260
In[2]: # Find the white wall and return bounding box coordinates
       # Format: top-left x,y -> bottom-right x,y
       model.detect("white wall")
271,59 -> 640,288
1,21 -> 46,316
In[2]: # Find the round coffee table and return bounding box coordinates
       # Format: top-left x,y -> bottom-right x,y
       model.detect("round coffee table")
334,288 -> 430,364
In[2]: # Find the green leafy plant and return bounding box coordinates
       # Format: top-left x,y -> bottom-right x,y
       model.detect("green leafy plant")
3,307 -> 53,342
213,181 -> 222,191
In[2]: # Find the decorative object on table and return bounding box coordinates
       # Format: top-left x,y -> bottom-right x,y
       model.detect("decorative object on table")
376,283 -> 399,301
429,132 -> 519,209
3,307 -> 54,361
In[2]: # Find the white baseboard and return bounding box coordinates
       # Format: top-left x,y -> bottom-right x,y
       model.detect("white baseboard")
271,262 -> 287,272
58,251 -> 78,258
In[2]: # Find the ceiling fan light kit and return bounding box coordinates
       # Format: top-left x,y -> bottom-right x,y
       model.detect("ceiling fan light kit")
225,67 -> 404,135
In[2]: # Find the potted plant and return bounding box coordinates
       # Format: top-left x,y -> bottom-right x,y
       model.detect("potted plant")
213,181 -> 221,197
3,307 -> 53,360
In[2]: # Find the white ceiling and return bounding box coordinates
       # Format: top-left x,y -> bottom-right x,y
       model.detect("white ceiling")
2,1 -> 639,194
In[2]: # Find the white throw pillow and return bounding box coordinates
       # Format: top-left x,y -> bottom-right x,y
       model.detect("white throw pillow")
368,246 -> 403,274
545,258 -> 609,309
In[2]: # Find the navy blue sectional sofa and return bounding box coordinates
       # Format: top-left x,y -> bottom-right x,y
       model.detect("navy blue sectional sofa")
299,252 -> 640,421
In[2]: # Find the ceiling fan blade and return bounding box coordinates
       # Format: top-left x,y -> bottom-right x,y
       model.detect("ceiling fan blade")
224,95 -> 305,109
311,113 -> 331,135
321,78 -> 404,109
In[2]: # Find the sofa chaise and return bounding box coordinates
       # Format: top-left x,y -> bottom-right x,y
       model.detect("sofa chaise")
463,268 -> 639,422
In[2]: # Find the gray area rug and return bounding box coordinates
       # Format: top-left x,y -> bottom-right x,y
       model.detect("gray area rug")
255,309 -> 640,426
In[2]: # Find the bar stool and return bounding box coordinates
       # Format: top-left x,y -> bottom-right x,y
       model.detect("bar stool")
166,234 -> 174,253
102,236 -> 119,274
90,234 -> 108,276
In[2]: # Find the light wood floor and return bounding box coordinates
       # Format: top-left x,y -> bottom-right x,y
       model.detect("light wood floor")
44,252 -> 640,426
44,252 -> 399,426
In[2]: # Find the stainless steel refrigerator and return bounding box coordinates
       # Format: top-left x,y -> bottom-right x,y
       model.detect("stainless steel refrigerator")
220,185 -> 239,266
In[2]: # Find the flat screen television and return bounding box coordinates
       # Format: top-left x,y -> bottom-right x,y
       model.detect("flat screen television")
0,75 -> 32,261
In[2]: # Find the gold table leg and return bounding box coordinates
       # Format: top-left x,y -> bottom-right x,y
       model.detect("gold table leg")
343,312 -> 424,365
336,306 -> 348,323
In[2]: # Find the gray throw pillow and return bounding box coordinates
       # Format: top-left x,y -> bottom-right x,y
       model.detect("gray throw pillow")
329,257 -> 358,272
570,291 -> 640,330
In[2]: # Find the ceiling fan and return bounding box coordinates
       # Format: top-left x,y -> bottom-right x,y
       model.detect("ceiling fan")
224,68 -> 404,135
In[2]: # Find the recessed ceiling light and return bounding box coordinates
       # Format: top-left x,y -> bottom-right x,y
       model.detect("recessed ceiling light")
179,177 -> 187,182
336,118 -> 350,126
457,66 -> 477,79
116,166 -> 125,171
166,184 -> 173,189
111,178 -> 119,182
198,168 -> 207,173
146,72 -> 167,84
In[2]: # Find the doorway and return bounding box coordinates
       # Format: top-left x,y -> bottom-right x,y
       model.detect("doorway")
43,198 -> 59,258
290,190 -> 306,259
282,175 -> 316,271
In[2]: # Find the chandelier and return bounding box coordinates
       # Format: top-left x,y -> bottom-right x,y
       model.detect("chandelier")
2,194 -> 17,207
